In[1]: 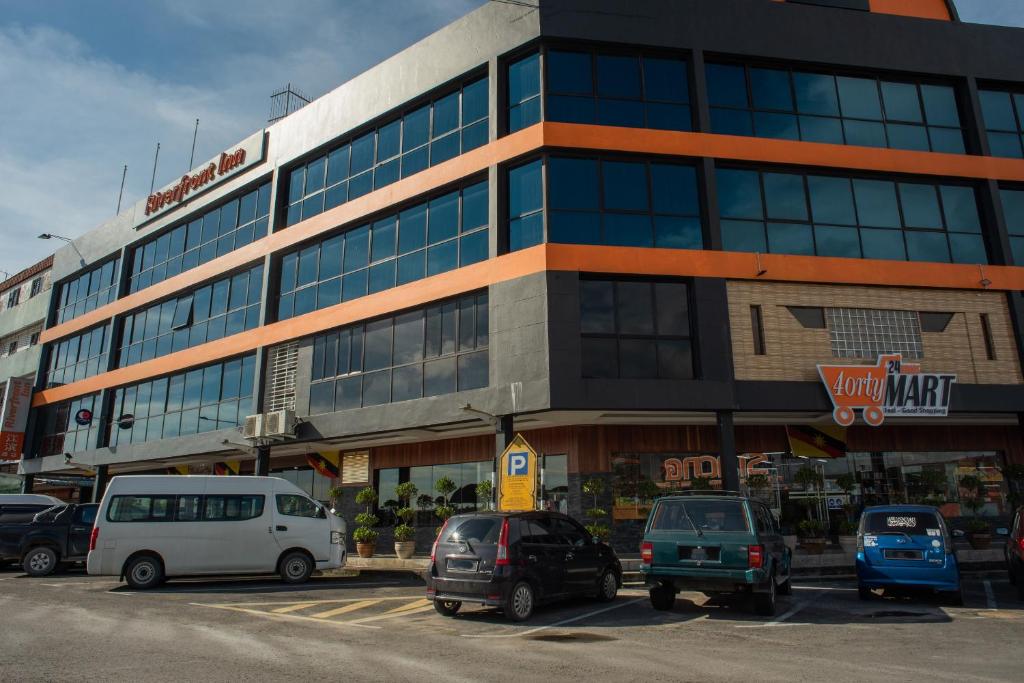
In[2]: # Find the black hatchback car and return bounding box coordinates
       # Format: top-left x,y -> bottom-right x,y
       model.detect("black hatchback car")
425,511 -> 622,621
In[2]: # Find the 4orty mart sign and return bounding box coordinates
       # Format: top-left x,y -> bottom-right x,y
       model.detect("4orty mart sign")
818,354 -> 956,427
498,434 -> 538,512
0,377 -> 33,461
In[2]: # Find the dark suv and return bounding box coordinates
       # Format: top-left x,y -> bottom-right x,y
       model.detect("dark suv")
426,511 -> 622,621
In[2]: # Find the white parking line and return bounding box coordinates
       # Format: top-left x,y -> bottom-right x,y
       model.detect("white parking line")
983,580 -> 997,610
461,598 -> 646,639
735,591 -> 823,628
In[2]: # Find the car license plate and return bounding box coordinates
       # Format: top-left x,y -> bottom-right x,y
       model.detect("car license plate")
446,558 -> 478,572
884,549 -> 923,561
679,546 -> 719,561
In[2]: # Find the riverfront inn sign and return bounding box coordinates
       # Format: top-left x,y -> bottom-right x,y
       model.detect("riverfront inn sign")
817,354 -> 956,427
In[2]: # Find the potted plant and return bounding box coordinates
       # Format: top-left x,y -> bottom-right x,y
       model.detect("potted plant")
434,476 -> 457,535
582,477 -> 610,540
836,518 -> 859,554
475,479 -> 492,511
393,482 -> 418,559
327,485 -> 345,515
746,473 -> 770,500
689,475 -> 715,491
797,519 -> 827,554
353,486 -> 379,558
795,466 -> 823,493
959,474 -> 991,549
964,517 -> 991,550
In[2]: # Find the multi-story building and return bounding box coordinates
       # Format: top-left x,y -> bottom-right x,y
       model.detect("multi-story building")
1,256 -> 52,492
18,0 -> 1024,550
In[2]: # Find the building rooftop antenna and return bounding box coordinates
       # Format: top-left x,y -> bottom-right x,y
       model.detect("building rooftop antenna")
269,84 -> 311,123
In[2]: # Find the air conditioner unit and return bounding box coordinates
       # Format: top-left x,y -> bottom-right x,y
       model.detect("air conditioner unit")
263,409 -> 296,438
241,414 -> 263,440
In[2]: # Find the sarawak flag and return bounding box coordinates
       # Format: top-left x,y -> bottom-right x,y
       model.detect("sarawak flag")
165,465 -> 190,475
786,424 -> 847,459
306,451 -> 340,479
213,461 -> 240,476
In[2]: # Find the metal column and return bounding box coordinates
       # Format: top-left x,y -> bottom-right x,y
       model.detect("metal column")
718,411 -> 740,492
91,465 -> 109,503
494,415 -> 514,508
254,445 -> 271,476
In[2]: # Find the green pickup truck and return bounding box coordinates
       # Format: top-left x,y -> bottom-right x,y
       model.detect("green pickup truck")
640,493 -> 792,616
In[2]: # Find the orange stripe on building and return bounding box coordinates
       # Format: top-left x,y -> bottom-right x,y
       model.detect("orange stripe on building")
868,0 -> 951,21
31,243 -> 1024,407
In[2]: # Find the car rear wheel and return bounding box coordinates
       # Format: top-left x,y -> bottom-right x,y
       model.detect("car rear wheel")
23,547 -> 58,577
857,583 -> 873,601
279,552 -> 314,584
433,599 -> 462,617
649,584 -> 675,611
596,570 -> 618,603
754,574 -> 777,616
125,555 -> 164,590
504,581 -> 535,622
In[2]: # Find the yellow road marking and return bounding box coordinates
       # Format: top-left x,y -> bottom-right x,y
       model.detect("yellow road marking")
310,599 -> 380,619
272,602 -> 320,614
348,599 -> 435,624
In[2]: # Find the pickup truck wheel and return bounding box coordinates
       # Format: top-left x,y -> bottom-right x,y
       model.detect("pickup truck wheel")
23,547 -> 58,577
125,555 -> 163,589
433,599 -> 462,617
754,574 -> 777,616
649,584 -> 675,611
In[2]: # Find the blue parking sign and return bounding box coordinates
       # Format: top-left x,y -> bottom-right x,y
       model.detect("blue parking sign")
507,451 -> 529,476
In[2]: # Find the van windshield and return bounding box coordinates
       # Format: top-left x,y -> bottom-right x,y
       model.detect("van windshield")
864,511 -> 942,535
651,500 -> 750,532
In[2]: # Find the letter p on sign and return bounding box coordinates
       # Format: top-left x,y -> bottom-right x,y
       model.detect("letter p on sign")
508,452 -> 529,476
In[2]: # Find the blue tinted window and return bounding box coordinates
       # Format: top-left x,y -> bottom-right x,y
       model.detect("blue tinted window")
763,173 -> 807,221
403,105 -> 430,150
643,58 -> 688,103
711,108 -> 753,136
433,92 -> 459,137
399,204 -> 427,253
860,228 -> 906,260
603,162 -> 649,211
754,113 -> 799,140
940,186 -> 980,233
462,181 -> 488,231
1001,189 -> 1024,235
370,218 -> 396,263
881,81 -> 923,123
905,231 -> 950,262
717,169 -> 763,219
350,133 -> 375,174
767,222 -> 814,255
509,159 -> 543,216
980,90 -> 1017,130
837,77 -> 882,120
509,53 -> 540,105
853,180 -> 901,228
949,233 -> 986,264
548,51 -> 592,95
650,164 -> 698,215
808,176 -> 856,225
898,183 -> 942,228
655,216 -> 702,250
721,220 -> 766,252
886,124 -> 929,151
814,225 -> 861,258
604,214 -> 652,247
843,120 -> 887,148
706,64 -> 748,108
596,55 -> 641,98
462,78 -> 488,124
428,192 -> 459,244
549,212 -> 601,244
794,72 -> 840,116
750,68 -> 793,111
920,85 -> 960,127
547,95 -> 595,124
549,158 -> 599,210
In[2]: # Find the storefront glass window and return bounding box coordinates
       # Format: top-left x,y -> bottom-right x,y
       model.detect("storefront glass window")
56,257 -> 120,324
376,460 -> 491,525
271,467 -> 332,503
45,324 -> 110,388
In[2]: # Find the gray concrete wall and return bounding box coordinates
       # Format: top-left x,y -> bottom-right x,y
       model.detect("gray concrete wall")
0,290 -> 48,339
0,346 -> 43,383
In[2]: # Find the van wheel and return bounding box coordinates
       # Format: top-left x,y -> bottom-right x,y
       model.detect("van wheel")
23,547 -> 58,577
650,584 -> 675,611
504,581 -> 535,622
125,555 -> 163,589
596,569 -> 618,602
858,584 -> 873,601
433,599 -> 462,617
754,573 -> 777,616
279,552 -> 314,584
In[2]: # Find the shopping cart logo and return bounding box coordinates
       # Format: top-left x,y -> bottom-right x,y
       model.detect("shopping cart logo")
817,354 -> 956,427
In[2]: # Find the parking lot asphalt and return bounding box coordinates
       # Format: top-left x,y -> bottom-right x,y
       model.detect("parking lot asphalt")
1,565 -> 1021,682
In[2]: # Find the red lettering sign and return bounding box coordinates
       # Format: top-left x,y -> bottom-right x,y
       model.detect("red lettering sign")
144,148 -> 248,216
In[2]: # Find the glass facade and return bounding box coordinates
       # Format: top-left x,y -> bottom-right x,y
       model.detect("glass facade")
286,76 -> 488,227
38,394 -> 101,457
579,278 -> 693,380
547,156 -> 702,249
1001,188 -> 1024,264
508,160 -> 544,251
118,264 -> 263,367
707,63 -> 964,153
718,167 -> 986,264
508,52 -> 541,132
308,291 -> 488,414
108,355 -> 256,446
55,258 -> 120,324
45,325 -> 110,388
546,49 -> 691,131
979,88 -> 1024,158
279,181 -> 487,320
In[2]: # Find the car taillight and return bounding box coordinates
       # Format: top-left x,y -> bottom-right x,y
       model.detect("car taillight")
1018,536 -> 1024,553
88,526 -> 99,552
430,519 -> 450,564
495,518 -> 511,566
640,541 -> 653,565
857,532 -> 864,553
748,544 -> 764,569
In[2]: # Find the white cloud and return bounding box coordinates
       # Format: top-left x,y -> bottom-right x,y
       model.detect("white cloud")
0,0 -> 482,276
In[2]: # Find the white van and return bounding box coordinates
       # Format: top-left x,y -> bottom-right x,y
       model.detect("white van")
87,475 -> 346,589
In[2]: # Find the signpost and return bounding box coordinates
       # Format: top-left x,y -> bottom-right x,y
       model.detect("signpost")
0,378 -> 32,461
497,433 -> 538,512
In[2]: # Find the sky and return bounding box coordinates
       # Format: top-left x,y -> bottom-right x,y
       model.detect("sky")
0,0 -> 1021,278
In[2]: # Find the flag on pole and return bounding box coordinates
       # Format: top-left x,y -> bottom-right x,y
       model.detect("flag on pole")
306,451 -> 340,479
786,424 -> 847,459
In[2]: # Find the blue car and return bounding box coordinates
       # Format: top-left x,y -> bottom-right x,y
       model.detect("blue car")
855,505 -> 962,605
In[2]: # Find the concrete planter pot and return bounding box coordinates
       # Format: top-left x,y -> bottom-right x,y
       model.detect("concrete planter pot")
838,535 -> 858,554
356,542 -> 376,558
799,538 -> 827,555
394,541 -> 416,559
